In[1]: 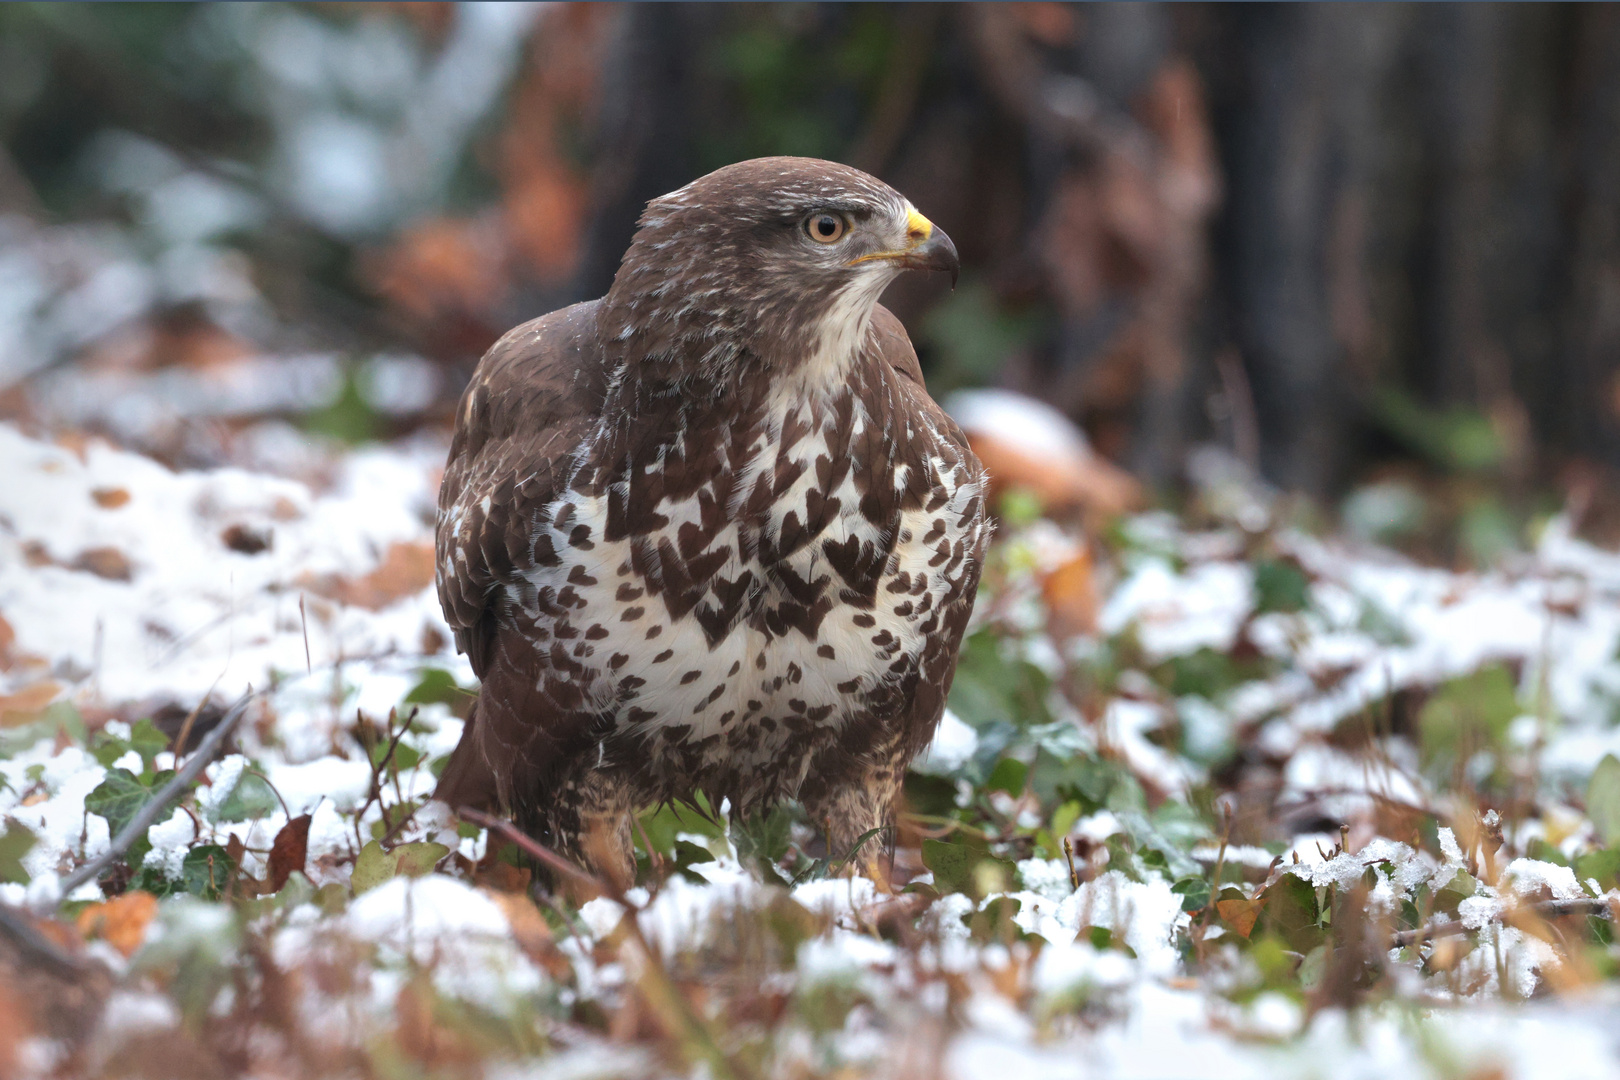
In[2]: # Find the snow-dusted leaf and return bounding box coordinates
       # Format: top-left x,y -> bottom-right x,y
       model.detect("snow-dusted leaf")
84,767 -> 150,837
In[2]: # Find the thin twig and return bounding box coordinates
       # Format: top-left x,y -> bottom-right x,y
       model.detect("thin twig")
53,689 -> 256,904
1392,897 -> 1615,948
457,807 -> 603,895
299,593 -> 312,674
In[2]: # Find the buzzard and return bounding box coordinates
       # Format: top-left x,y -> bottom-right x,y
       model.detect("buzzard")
434,157 -> 989,883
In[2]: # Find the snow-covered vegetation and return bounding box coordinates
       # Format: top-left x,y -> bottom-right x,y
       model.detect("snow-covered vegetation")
5,420 -> 1620,1079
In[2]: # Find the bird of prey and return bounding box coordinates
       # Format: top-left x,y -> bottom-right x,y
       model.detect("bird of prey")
434,157 -> 989,884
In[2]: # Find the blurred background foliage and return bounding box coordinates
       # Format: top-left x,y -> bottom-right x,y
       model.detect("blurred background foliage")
2,2 -> 1620,569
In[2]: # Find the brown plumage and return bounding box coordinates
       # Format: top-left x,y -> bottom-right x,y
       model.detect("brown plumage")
434,157 -> 989,883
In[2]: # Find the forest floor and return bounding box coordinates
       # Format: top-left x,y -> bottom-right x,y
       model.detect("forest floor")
4,419 -> 1620,1079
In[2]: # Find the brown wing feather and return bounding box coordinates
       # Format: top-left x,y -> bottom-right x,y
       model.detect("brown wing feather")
870,304 -> 987,758
434,300 -> 608,811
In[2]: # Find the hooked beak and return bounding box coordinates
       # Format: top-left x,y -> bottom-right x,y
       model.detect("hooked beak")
850,207 -> 961,288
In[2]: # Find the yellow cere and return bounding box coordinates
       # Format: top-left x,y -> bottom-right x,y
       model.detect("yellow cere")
849,206 -> 935,266
905,207 -> 933,246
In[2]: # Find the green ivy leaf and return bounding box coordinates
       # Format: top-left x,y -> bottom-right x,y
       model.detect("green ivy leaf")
85,768 -> 150,837
1575,848 -> 1620,892
392,841 -> 449,877
1171,875 -> 1211,912
0,820 -> 37,884
922,838 -> 976,895
210,770 -> 280,823
1254,558 -> 1311,614
178,844 -> 233,899
352,840 -> 393,894
1588,755 -> 1620,847
351,839 -> 449,895
128,718 -> 169,771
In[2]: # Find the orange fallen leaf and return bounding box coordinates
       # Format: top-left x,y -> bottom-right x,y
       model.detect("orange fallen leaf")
0,681 -> 60,726
76,891 -> 159,957
301,542 -> 436,611
968,432 -> 1142,524
484,888 -> 553,961
1215,896 -> 1266,939
90,487 -> 131,509
1043,548 -> 1098,639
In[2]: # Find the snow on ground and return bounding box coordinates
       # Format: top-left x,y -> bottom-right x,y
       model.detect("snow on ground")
5,421 -> 1620,1078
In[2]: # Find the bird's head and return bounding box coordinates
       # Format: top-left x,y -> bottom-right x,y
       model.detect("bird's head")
601,157 -> 958,381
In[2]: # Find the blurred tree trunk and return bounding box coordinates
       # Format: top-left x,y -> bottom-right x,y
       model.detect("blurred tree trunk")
1563,4 -> 1620,468
1200,3 -> 1620,496
548,3 -> 1620,500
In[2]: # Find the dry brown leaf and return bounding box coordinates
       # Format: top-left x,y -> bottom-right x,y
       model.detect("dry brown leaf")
0,981 -> 31,1079
1042,548 -> 1098,639
473,855 -> 531,895
266,814 -> 312,893
220,522 -> 273,555
1215,896 -> 1266,939
969,432 -> 1142,522
300,541 -> 435,611
368,216 -> 509,323
0,680 -> 60,726
484,888 -> 554,962
90,487 -> 130,509
72,546 -> 133,582
76,891 -> 159,958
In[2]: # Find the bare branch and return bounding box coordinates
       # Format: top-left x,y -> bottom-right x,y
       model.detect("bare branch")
53,688 -> 257,904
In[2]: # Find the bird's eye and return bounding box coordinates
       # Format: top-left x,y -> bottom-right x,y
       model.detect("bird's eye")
805,213 -> 847,244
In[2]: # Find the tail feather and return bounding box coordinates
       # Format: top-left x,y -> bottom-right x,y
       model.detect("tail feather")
435,697 -> 499,813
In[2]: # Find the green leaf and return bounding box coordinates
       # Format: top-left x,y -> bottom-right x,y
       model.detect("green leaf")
210,770 -> 279,823
404,668 -> 471,708
90,732 -> 131,768
1589,755 -> 1620,847
1254,558 -> 1310,614
178,844 -> 233,899
128,718 -> 169,771
922,838 -> 977,895
392,841 -> 449,877
0,820 -> 37,884
1171,875 -> 1211,912
1575,848 -> 1620,892
85,768 -> 150,837
1418,664 -> 1520,775
351,839 -> 448,894
1050,801 -> 1082,844
352,840 -> 395,894
986,756 -> 1029,797
731,803 -> 796,882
